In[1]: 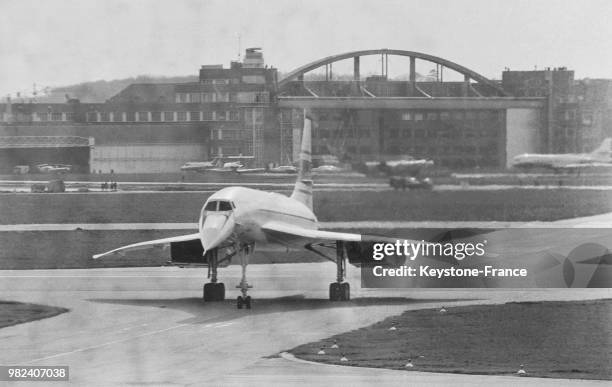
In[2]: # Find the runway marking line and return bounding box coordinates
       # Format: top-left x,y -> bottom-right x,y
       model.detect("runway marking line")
26,320 -> 234,364
27,323 -> 190,363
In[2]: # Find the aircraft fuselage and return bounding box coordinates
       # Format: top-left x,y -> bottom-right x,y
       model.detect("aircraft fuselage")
198,187 -> 317,251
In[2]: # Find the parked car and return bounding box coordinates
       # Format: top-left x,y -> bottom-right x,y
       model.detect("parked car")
389,176 -> 433,190
13,165 -> 30,174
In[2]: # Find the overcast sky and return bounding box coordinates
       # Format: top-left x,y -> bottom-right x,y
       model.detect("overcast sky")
1,0 -> 611,96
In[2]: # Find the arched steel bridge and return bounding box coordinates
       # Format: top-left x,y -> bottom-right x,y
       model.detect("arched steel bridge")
278,48 -> 507,96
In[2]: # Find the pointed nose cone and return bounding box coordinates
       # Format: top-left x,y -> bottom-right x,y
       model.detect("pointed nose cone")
200,213 -> 235,253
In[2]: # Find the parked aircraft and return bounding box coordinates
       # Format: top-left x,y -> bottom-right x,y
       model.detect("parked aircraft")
94,111 -> 405,309
36,164 -> 72,173
358,158 -> 434,177
181,156 -> 254,173
512,138 -> 612,171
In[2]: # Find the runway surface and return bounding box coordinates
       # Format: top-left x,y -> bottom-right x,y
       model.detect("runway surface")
1,263 -> 610,386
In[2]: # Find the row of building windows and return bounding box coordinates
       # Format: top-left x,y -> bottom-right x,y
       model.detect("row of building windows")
311,110 -> 501,122
400,111 -> 500,121
175,91 -> 269,104
28,112 -> 75,122
314,127 -> 499,139
199,76 -> 266,85
85,111 -> 240,122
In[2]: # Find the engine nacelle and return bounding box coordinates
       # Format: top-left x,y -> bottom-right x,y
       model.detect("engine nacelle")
170,240 -> 208,265
345,241 -> 406,267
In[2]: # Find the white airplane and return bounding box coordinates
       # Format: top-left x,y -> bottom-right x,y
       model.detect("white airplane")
512,138 -> 612,171
361,158 -> 434,177
94,111 -> 403,309
180,156 -> 253,173
36,164 -> 72,173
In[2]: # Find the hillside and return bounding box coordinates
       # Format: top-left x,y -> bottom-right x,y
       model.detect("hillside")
35,75 -> 198,103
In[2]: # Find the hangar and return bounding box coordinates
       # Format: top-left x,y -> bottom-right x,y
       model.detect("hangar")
0,136 -> 91,174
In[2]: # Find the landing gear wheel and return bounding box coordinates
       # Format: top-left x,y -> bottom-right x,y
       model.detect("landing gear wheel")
244,296 -> 252,309
341,282 -> 350,301
329,282 -> 350,301
203,282 -> 225,301
237,296 -> 243,309
203,283 -> 214,301
329,283 -> 342,301
215,283 -> 225,301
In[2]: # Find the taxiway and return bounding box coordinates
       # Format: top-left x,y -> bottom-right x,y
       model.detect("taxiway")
1,263 -> 609,385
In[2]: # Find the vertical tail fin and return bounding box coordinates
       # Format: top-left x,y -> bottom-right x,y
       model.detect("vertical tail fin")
591,138 -> 611,157
290,109 -> 313,210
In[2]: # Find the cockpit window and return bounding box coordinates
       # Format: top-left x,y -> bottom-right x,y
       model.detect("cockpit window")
204,201 -> 218,211
204,200 -> 234,212
218,201 -> 232,211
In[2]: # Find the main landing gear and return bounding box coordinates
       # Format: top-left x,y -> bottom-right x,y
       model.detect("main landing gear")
203,249 -> 225,302
329,241 -> 350,301
236,244 -> 253,309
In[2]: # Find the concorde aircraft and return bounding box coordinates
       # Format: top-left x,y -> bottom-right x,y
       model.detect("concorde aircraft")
512,138 -> 612,171
94,111 -> 400,309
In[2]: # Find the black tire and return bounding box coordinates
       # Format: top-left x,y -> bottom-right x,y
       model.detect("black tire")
341,282 -> 350,301
237,296 -> 243,309
215,283 -> 225,301
245,296 -> 252,309
203,283 -> 214,301
329,283 -> 342,301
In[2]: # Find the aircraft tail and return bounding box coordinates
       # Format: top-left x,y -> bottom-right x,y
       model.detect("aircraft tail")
290,110 -> 313,210
591,138 -> 612,157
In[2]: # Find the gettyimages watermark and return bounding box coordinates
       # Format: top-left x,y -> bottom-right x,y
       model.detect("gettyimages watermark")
358,228 -> 612,288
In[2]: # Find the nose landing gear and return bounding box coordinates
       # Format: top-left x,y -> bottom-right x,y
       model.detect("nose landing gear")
236,244 -> 253,309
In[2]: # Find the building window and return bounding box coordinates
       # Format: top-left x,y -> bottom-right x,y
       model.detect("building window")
65,112 -> 74,121
151,111 -> 161,121
414,113 -> 423,121
216,111 -> 227,121
189,111 -> 200,121
202,111 -> 213,121
99,112 -> 110,122
113,112 -> 123,122
202,93 -> 214,102
241,75 -> 266,84
401,112 -> 412,120
213,79 -> 229,85
229,110 -> 240,121
217,92 -> 229,102
190,93 -> 201,103
177,111 -> 187,121
51,112 -> 62,121
440,112 -> 450,121
138,112 -> 149,122
163,111 -> 174,121
87,112 -> 98,122
254,92 -> 268,103
426,112 -> 438,120
452,111 -> 464,120
38,112 -> 48,121
175,93 -> 188,103
126,112 -> 135,121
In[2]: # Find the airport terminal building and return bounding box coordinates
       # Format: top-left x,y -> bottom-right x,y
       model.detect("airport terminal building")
0,48 -> 610,173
